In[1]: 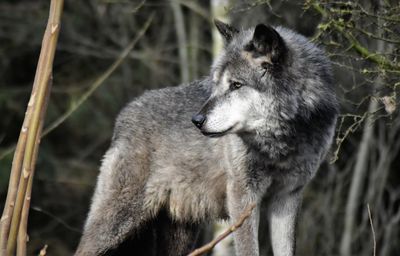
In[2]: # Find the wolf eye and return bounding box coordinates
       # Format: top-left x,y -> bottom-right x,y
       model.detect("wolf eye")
229,81 -> 243,90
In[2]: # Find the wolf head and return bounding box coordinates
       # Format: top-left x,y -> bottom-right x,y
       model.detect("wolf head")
192,21 -> 336,138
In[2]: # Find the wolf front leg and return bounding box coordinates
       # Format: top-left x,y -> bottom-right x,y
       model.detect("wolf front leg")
227,180 -> 261,256
75,144 -> 150,255
267,189 -> 303,256
75,198 -> 141,256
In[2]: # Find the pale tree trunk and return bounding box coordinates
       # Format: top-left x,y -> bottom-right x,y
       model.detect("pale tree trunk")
211,2 -> 234,256
211,0 -> 230,58
340,1 -> 385,255
340,98 -> 378,256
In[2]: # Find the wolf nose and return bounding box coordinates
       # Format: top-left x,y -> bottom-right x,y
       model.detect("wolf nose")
192,114 -> 206,128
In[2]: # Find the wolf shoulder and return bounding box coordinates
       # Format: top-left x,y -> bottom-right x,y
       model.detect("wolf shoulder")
111,80 -> 211,142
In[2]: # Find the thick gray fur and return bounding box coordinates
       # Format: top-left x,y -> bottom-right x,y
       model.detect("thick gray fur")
75,22 -> 338,256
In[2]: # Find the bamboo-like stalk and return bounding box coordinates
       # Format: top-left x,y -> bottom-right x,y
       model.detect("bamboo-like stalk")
1,1 -> 64,255
17,78 -> 52,256
0,106 -> 30,255
15,167 -> 33,256
0,9 -> 51,256
1,10 -> 153,255
0,41 -> 45,255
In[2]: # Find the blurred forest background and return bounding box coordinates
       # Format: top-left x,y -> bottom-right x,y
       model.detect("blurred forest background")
1,0 -> 399,255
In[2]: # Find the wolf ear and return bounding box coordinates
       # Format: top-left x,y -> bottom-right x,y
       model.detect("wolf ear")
214,19 -> 239,43
247,24 -> 286,64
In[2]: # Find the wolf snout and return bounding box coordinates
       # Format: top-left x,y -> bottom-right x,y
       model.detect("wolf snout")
191,114 -> 206,128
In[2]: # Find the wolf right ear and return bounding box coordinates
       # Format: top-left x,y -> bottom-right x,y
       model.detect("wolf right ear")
214,19 -> 239,43
247,24 -> 287,64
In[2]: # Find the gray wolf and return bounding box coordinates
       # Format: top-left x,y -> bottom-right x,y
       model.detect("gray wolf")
75,20 -> 338,256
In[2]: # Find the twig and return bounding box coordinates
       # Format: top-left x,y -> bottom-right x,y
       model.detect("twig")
367,204 -> 376,256
308,1 -> 400,71
38,244 -> 48,256
30,206 -> 81,233
187,203 -> 256,256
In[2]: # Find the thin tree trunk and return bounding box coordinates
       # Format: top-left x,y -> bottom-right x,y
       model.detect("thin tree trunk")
189,10 -> 199,79
211,0 -> 230,57
340,1 -> 385,254
210,1 -> 234,256
171,0 -> 189,84
340,98 -> 378,256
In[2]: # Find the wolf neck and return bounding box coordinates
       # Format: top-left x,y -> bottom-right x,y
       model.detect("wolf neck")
237,118 -> 297,162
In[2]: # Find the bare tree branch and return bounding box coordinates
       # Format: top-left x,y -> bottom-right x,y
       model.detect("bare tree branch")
41,14 -> 154,137
187,203 -> 256,256
367,204 -> 376,256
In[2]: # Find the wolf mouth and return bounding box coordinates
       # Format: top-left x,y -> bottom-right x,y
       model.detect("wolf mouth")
201,126 -> 234,138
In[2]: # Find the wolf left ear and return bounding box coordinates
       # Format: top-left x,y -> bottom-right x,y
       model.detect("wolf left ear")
247,24 -> 287,64
214,19 -> 239,43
